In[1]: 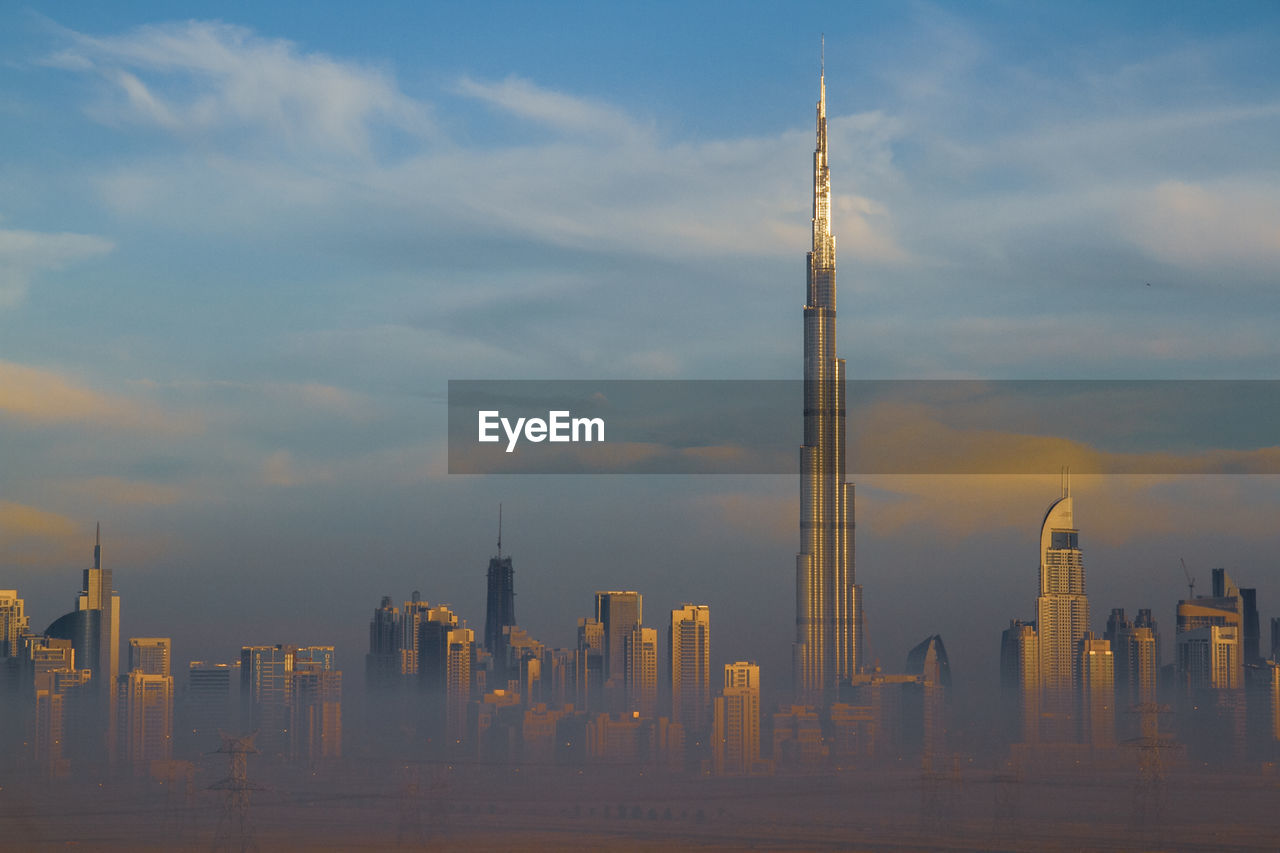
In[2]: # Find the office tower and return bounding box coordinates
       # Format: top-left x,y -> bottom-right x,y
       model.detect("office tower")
1177,625 -> 1241,690
1000,619 -> 1040,743
904,635 -> 951,759
595,591 -> 642,685
293,664 -> 342,760
128,637 -> 171,677
625,626 -> 658,718
1272,616 -> 1280,661
400,592 -> 431,675
1104,609 -> 1131,696
1241,587 -> 1261,665
240,644 -> 338,760
184,661 -> 233,754
0,590 -> 28,658
794,63 -> 861,707
77,524 -> 120,694
484,509 -> 516,659
576,616 -> 604,711
1035,482 -> 1088,740
1079,632 -> 1114,747
670,604 -> 711,738
714,661 -> 761,775
444,627 -> 473,744
123,670 -> 173,763
366,596 -> 400,689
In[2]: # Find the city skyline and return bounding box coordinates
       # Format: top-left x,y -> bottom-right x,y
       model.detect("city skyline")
1,0 -> 1280,772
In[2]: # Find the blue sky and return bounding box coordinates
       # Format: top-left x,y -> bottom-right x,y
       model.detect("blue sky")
2,2 -> 1280,700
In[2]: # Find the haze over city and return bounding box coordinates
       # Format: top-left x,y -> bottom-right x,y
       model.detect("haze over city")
3,2 -> 1280,849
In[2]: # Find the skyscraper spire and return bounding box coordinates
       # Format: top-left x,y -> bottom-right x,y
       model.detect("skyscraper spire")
795,57 -> 860,705
94,521 -> 101,570
497,503 -> 503,558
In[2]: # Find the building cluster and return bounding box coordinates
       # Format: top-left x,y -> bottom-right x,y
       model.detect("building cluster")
0,528 -> 344,780
363,564 -> 768,773
1000,480 -> 1280,764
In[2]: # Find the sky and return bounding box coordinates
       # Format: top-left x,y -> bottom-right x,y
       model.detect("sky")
2,2 -> 1280,707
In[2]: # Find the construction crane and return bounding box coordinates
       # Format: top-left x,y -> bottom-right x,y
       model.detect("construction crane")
1180,558 -> 1195,599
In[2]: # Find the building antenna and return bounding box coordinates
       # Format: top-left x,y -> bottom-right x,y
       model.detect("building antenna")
821,33 -> 825,77
94,521 -> 101,570
497,503 -> 503,558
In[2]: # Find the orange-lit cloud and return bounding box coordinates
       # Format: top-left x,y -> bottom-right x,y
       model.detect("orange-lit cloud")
0,501 -> 83,567
0,360 -> 198,434
54,476 -> 187,507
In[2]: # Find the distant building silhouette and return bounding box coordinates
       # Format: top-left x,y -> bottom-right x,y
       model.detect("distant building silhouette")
714,661 -> 760,775
625,626 -> 658,719
1079,631 -> 1114,747
669,604 -> 710,741
595,590 -> 641,706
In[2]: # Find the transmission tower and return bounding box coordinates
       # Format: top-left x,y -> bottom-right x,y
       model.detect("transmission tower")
1126,703 -> 1174,838
210,732 -> 261,853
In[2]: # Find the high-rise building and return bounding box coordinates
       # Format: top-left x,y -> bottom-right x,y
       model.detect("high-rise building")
1035,483 -> 1088,739
1272,616 -> 1280,662
366,596 -> 400,689
1079,632 -> 1114,747
794,63 -> 861,706
128,637 -> 171,677
400,592 -> 431,675
1000,619 -> 1040,743
625,626 -> 658,719
1177,625 -> 1241,690
576,616 -> 604,711
0,590 -> 28,659
669,604 -> 711,738
714,661 -> 761,775
77,524 -> 120,694
182,661 -> 234,755
484,512 -> 516,660
241,644 -> 339,761
123,670 -> 173,764
595,591 -> 642,686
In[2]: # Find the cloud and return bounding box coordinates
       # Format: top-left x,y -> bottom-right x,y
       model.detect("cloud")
1124,179 -> 1280,270
0,360 -> 196,433
0,228 -> 114,308
261,450 -> 332,488
0,501 -> 82,567
52,20 -> 430,156
54,476 -> 186,507
456,75 -> 646,140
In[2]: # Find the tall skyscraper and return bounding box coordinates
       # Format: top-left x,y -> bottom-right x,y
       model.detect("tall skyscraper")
625,626 -> 658,719
794,61 -> 861,705
669,604 -> 711,738
1271,616 -> 1280,662
1035,482 -> 1089,739
1001,619 -> 1040,743
595,591 -> 642,686
78,524 -> 120,694
484,508 -> 516,660
366,595 -> 400,689
714,661 -> 761,775
1079,632 -> 1114,747
123,670 -> 173,764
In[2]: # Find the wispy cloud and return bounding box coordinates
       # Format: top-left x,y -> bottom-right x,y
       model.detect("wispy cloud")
0,360 -> 197,433
0,228 -> 114,308
49,20 -> 431,156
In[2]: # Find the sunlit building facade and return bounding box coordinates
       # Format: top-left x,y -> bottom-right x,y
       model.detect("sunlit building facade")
794,63 -> 861,706
1079,632 -> 1114,747
1035,486 -> 1088,740
669,604 -> 711,739
625,626 -> 658,719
